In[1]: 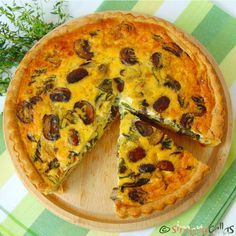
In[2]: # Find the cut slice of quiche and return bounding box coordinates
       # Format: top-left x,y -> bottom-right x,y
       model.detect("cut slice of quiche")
17,71 -> 119,193
112,111 -> 209,218
118,31 -> 223,146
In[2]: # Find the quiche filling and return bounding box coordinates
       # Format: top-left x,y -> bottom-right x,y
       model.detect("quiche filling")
14,13 -> 223,217
112,111 -> 209,217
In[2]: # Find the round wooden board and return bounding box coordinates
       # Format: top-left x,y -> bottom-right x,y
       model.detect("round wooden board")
4,12 -> 233,232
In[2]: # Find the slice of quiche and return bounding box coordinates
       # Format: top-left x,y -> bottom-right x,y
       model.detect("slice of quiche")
112,111 -> 209,218
118,32 -> 223,146
16,64 -> 119,193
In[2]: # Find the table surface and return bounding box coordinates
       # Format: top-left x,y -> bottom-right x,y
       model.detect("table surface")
0,0 -> 236,235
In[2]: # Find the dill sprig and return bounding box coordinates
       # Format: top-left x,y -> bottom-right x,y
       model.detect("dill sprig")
0,0 -> 70,95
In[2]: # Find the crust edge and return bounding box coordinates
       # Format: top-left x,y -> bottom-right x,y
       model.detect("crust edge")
115,162 -> 209,218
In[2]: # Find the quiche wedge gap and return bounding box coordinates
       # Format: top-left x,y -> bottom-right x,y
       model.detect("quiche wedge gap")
111,110 -> 209,218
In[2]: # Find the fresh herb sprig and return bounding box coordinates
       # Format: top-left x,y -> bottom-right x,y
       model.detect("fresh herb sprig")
0,0 -> 70,95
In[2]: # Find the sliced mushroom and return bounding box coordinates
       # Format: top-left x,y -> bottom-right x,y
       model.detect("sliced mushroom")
74,39 -> 94,60
68,129 -> 80,146
164,76 -> 181,92
157,160 -> 174,171
153,96 -> 170,113
50,87 -> 71,102
195,104 -> 206,116
128,147 -> 146,162
67,68 -> 88,84
134,120 -> 153,136
191,96 -> 206,116
163,42 -> 183,57
112,21 -> 136,39
119,159 -> 127,174
151,52 -> 161,68
120,47 -> 138,65
178,95 -> 189,108
180,113 -> 194,129
119,165 -> 127,174
30,96 -> 42,105
43,114 -> 60,141
98,64 -> 108,74
122,178 -> 149,189
192,96 -> 204,104
139,164 -> 156,173
117,21 -> 136,34
128,189 -> 147,204
148,130 -> 164,145
153,34 -> 163,42
74,100 -> 95,125
46,54 -> 62,67
113,77 -> 124,92
16,101 -> 33,123
46,158 -> 60,173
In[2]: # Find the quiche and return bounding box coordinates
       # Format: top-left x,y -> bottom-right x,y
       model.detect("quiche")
112,111 -> 209,218
5,12 -> 224,217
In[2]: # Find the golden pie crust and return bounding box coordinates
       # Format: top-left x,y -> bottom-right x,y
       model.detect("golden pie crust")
4,11 -> 224,217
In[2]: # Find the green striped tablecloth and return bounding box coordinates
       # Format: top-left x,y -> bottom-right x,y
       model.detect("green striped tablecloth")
0,0 -> 236,235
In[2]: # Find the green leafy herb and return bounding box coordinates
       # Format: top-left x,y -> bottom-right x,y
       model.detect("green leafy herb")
161,136 -> 172,149
97,79 -> 113,94
34,141 -> 43,162
0,0 -> 70,95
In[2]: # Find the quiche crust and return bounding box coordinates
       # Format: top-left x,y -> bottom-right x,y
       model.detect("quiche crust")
4,12 -> 223,210
115,163 -> 209,218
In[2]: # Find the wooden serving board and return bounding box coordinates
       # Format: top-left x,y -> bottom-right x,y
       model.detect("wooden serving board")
4,12 -> 233,232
